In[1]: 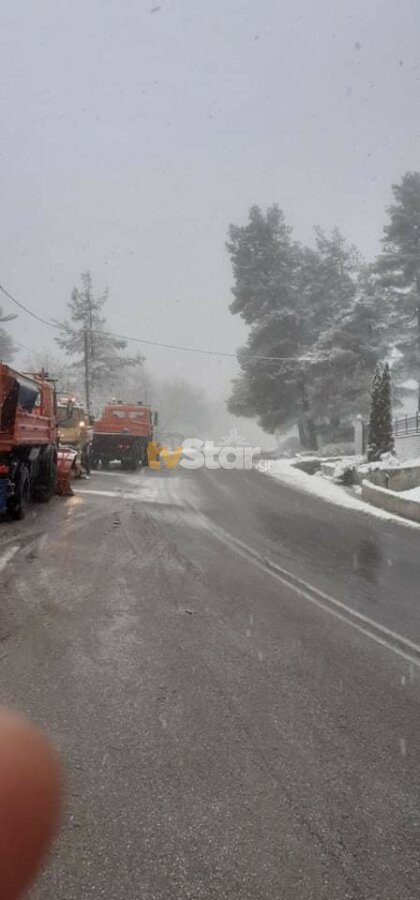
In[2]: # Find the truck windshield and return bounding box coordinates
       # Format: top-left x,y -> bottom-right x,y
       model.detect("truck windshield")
57,407 -> 85,427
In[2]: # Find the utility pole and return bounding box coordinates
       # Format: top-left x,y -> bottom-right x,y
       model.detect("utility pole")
84,328 -> 91,416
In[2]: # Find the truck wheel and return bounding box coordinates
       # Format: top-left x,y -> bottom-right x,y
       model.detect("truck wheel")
11,466 -> 30,520
142,445 -> 149,467
82,445 -> 92,476
33,450 -> 57,503
131,447 -> 139,470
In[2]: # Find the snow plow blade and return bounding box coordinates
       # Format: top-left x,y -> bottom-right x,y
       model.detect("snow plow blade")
56,448 -> 81,496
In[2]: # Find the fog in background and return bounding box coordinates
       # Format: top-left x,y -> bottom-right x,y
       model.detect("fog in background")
1,0 -> 419,445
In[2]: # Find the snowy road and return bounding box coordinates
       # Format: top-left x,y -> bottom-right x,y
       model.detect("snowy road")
0,464 -> 419,899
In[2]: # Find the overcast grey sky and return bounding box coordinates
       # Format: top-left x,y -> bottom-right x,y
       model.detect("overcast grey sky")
1,0 -> 419,399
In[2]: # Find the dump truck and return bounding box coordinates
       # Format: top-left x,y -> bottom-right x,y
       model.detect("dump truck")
92,400 -> 158,470
57,397 -> 94,475
0,364 -> 58,518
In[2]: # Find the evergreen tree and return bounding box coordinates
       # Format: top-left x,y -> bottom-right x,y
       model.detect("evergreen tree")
227,208 -> 381,448
308,264 -> 386,437
377,172 -> 420,405
367,364 -> 394,461
305,227 -> 361,335
303,232 -> 373,438
227,205 -> 318,449
378,362 -> 394,456
56,272 -> 144,412
367,365 -> 383,461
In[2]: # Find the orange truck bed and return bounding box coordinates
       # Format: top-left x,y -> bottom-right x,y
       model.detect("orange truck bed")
0,364 -> 58,518
92,401 -> 156,470
0,364 -> 56,452
93,402 -> 153,438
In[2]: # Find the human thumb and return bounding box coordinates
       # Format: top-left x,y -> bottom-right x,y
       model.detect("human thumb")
0,710 -> 61,899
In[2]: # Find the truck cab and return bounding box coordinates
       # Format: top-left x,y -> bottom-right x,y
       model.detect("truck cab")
57,398 -> 94,474
92,401 -> 157,470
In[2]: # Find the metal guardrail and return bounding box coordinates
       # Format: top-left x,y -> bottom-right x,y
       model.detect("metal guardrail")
393,414 -> 420,437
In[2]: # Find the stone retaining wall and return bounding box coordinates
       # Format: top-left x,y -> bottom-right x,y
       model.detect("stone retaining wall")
361,480 -> 420,523
360,464 -> 420,491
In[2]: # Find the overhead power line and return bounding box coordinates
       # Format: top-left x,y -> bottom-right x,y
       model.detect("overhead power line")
0,281 -> 311,363
0,282 -> 59,329
93,329 -> 313,362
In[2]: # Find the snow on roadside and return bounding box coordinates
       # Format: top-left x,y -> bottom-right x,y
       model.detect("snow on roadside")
358,453 -> 420,474
329,452 -> 420,482
256,458 -> 420,528
402,485 -> 420,501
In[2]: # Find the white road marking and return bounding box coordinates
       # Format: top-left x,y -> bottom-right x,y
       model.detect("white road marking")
0,545 -> 20,573
75,487 -> 184,506
77,489 -> 125,498
77,479 -> 420,669
188,504 -> 420,670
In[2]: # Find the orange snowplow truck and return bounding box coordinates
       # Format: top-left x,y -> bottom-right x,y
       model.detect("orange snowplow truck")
92,400 -> 158,470
0,364 -> 58,519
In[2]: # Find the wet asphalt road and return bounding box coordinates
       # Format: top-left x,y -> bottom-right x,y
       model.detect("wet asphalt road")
0,464 -> 419,899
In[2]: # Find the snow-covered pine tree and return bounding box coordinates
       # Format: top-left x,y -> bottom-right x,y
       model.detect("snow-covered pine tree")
304,234 -> 378,441
367,364 -> 383,461
227,205 -> 319,448
56,271 -> 144,412
377,362 -> 394,456
377,172 -> 420,406
227,209 -> 392,450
